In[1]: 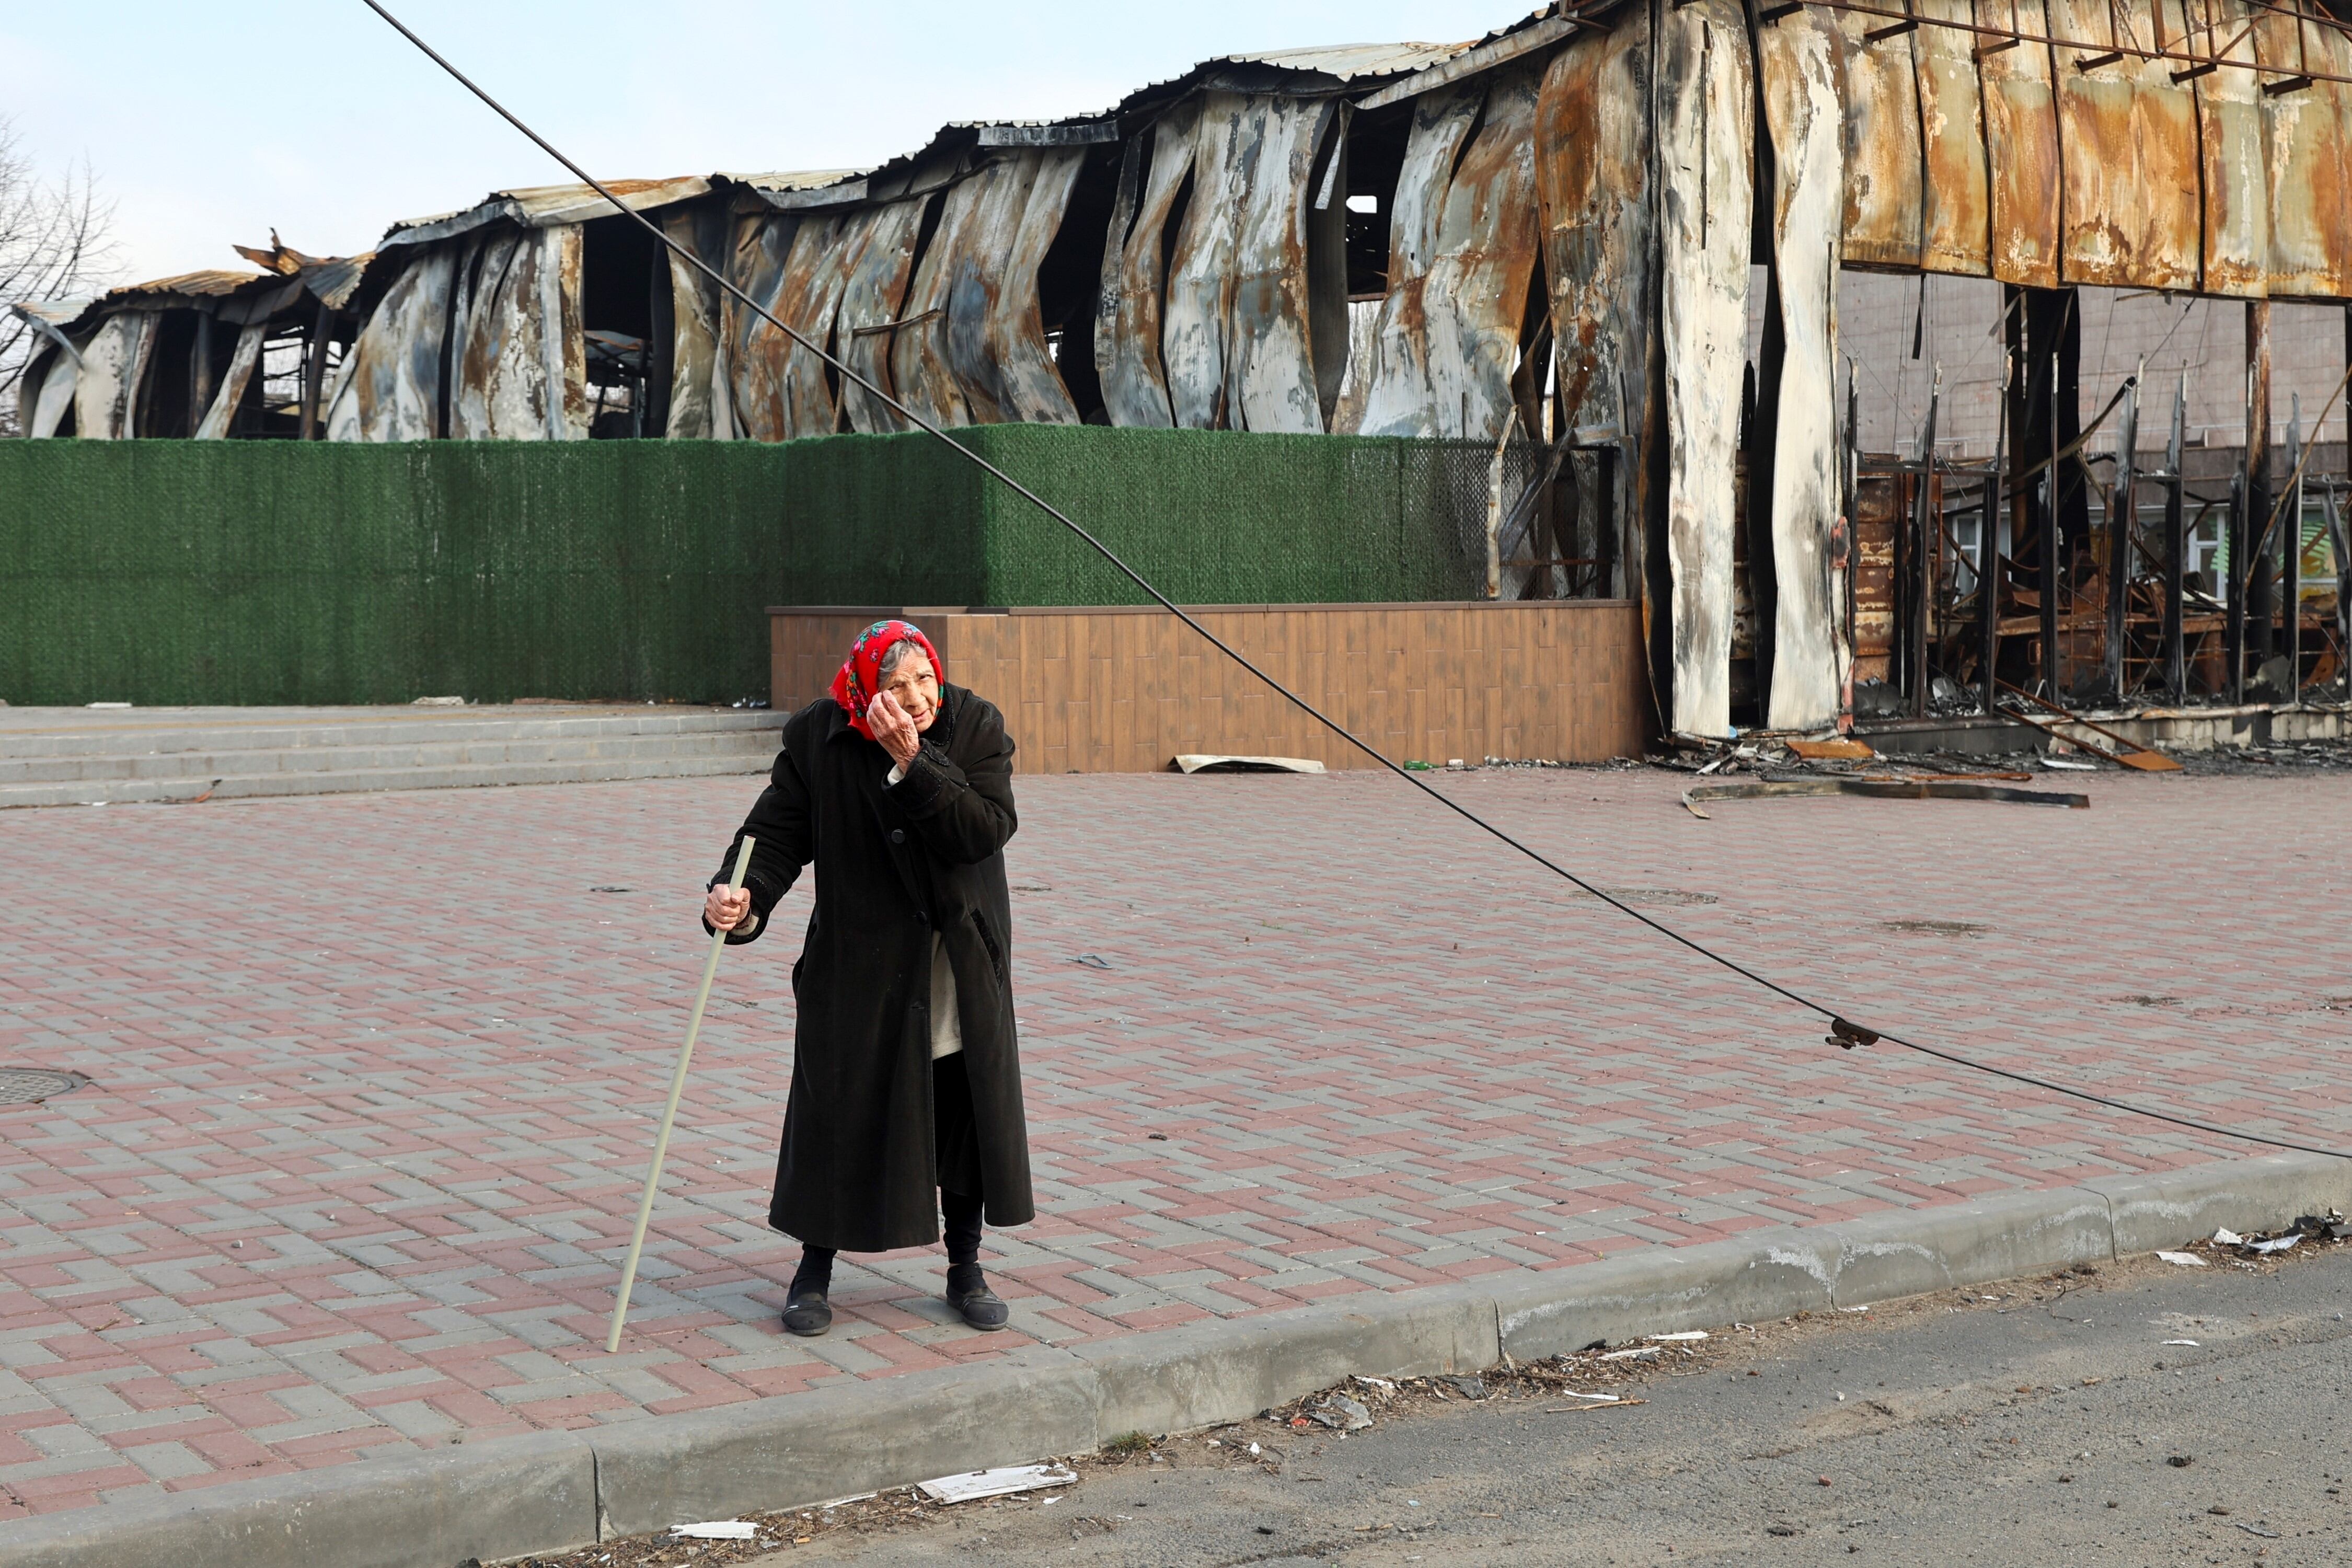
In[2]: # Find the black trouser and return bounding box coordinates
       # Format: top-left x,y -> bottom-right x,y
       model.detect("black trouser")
790,1055 -> 982,1295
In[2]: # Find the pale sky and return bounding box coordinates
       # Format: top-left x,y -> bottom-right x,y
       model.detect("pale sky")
4,1 -> 1537,287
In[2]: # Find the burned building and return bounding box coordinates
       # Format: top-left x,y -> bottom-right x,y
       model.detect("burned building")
16,0 -> 2352,738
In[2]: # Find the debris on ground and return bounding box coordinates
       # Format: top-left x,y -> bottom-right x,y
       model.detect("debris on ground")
917,1465 -> 1078,1504
2154,1250 -> 2207,1267
671,1521 -> 757,1540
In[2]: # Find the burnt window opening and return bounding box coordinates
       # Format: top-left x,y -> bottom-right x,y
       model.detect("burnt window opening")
1036,141 -> 1124,423
140,313 -> 202,439
581,213 -> 664,436
1341,100 -> 1411,298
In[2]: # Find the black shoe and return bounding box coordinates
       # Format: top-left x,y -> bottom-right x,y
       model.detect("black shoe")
946,1267 -> 1008,1331
782,1288 -> 832,1337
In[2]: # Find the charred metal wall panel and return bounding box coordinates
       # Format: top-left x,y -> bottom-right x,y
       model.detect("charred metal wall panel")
889,149 -> 1082,428
2195,1 -> 2272,299
73,312 -> 154,441
1162,96 -> 1252,429
2050,0 -> 2200,289
834,198 -> 930,434
1096,104 -> 1201,430
329,249 -> 454,442
1355,67 -> 1544,441
449,226 -> 588,441
1538,17 -> 1655,471
2256,6 -> 2352,298
1758,7 -> 1848,730
1228,97 -> 1336,433
27,349 -> 77,439
1658,0 -> 1753,738
663,207 -> 731,440
1836,11 -> 1924,267
1911,0 -> 1993,275
1976,2 -> 2063,288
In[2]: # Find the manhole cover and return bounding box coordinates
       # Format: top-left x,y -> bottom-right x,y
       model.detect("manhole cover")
0,1069 -> 89,1105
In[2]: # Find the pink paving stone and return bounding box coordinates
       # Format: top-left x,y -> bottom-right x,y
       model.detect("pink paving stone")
3,765 -> 2350,1517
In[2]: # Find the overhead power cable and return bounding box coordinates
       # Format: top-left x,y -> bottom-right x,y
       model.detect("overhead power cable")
360,0 -> 2349,1165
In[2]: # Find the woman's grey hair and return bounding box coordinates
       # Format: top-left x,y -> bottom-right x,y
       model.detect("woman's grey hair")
878,639 -> 929,680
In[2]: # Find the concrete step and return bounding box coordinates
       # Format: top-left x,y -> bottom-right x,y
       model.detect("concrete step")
0,706 -> 783,808
0,708 -> 783,759
0,731 -> 779,785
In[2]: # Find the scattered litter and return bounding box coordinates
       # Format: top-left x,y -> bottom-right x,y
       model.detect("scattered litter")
1599,1346 -> 1662,1361
1040,1497 -> 1060,1507
1438,1375 -> 1486,1400
86,701 -> 132,709
670,1521 -> 757,1540
2235,1523 -> 2280,1540
2166,1455 -> 2194,1468
2038,756 -> 2097,771
2155,1251 -> 2207,1268
1838,1306 -> 1870,1313
917,1464 -> 1078,1504
2162,1339 -> 2200,1346
1170,754 -> 1327,775
1308,1394 -> 1374,1431
2249,1235 -> 2301,1254
1070,954 -> 1112,969
2212,1228 -> 2246,1247
1647,1331 -> 1708,1342
1558,1390 -> 1620,1402
411,695 -> 465,707
1352,1375 -> 1396,1392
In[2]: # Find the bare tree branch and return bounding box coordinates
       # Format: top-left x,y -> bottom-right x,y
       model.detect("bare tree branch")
0,116 -> 120,435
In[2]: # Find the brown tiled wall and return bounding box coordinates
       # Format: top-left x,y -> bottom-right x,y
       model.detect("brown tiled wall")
770,603 -> 1650,773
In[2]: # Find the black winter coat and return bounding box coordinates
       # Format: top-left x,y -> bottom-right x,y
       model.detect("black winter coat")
710,684 -> 1033,1252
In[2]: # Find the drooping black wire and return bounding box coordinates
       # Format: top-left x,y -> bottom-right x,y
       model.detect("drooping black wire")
360,0 -> 2348,1164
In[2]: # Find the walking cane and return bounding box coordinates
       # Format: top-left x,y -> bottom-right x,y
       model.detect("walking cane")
606,835 -> 755,1353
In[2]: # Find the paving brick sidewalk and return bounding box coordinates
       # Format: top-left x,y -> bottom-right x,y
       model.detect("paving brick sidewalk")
2,764 -> 2348,1520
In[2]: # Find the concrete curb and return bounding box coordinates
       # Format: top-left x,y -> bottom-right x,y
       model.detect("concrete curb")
5,1149 -> 2344,1568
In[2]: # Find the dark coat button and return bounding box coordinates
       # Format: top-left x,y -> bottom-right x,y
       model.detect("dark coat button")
889,828 -> 906,844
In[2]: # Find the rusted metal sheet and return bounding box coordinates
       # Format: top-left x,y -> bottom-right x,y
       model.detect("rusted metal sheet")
1355,66 -> 1545,442
1835,10 -> 1922,268
2255,3 -> 2352,298
833,198 -> 930,433
1162,95 -> 1251,429
191,321 -> 266,440
721,207 -> 854,440
662,207 -> 731,439
71,311 -> 155,440
1658,0 -> 1753,739
327,248 -> 455,441
2049,0 -> 2200,288
1537,15 -> 1654,566
886,149 -> 1082,428
981,149 -> 1084,424
1228,96 -> 1336,434
2193,0 -> 2270,298
1095,103 -> 1201,429
1850,472 -> 1899,683
448,225 -> 588,440
1757,7 -> 1848,730
1910,0 -> 1992,275
1975,0 -> 2062,287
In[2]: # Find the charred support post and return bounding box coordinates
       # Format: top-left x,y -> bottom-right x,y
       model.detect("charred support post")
298,303 -> 336,441
2047,291 -> 2082,699
2163,375 -> 2187,701
2245,301 -> 2274,671
191,313 -> 215,430
1906,373 -> 1940,717
2104,373 -> 2139,698
2227,468 -> 2248,702
1980,397 -> 2005,716
2286,394 -> 2304,704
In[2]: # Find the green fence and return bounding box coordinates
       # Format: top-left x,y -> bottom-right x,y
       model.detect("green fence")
0,427 -> 1491,706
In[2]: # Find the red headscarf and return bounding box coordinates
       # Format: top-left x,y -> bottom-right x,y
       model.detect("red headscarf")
829,619 -> 944,741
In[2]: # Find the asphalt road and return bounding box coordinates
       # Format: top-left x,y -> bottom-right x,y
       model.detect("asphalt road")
759,1246 -> 2352,1567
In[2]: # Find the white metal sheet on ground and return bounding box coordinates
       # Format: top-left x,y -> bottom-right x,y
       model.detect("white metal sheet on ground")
917,1464 -> 1077,1504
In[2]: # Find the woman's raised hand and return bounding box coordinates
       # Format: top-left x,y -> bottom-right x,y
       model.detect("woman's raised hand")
868,690 -> 922,767
705,884 -> 751,931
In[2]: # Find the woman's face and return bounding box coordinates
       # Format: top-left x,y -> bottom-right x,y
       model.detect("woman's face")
879,647 -> 940,732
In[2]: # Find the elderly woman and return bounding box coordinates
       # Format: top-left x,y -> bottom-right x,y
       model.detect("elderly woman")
702,619 -> 1032,1336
